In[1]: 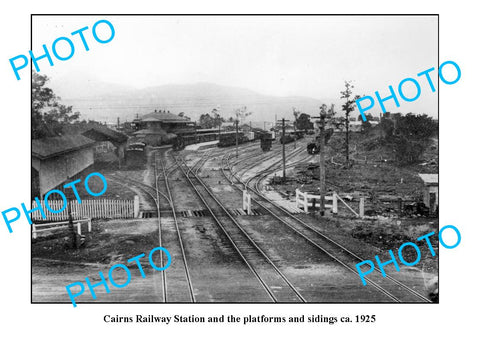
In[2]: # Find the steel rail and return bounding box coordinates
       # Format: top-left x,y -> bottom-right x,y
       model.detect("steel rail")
225,152 -> 431,302
156,152 -> 196,302
177,153 -> 306,303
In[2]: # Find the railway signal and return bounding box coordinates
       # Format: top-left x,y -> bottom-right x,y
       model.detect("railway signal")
311,109 -> 326,215
276,118 -> 290,182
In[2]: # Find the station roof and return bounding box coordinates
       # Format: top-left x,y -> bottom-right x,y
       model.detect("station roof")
82,126 -> 128,144
135,111 -> 191,124
32,135 -> 96,160
133,129 -> 167,135
418,173 -> 438,185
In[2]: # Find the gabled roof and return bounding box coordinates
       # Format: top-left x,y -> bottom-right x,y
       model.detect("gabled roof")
418,173 -> 438,185
32,135 -> 95,160
82,126 -> 128,144
133,129 -> 167,135
136,111 -> 191,124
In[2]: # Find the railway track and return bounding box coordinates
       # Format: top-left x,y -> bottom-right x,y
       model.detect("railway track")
222,151 -> 431,302
154,151 -> 196,302
173,152 -> 307,302
106,170 -> 168,302
227,144 -> 310,185
106,151 -> 195,302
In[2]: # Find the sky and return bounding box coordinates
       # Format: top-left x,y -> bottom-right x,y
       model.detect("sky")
32,15 -> 438,118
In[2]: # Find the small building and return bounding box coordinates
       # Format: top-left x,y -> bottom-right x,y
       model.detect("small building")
81,126 -> 128,165
32,135 -> 96,198
418,173 -> 438,214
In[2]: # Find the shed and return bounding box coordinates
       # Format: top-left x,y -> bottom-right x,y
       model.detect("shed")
81,126 -> 128,164
418,173 -> 438,214
32,135 -> 95,197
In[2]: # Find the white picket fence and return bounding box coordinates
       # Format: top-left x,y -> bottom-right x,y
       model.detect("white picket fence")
30,199 -> 136,221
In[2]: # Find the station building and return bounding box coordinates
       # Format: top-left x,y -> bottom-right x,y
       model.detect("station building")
132,110 -> 194,145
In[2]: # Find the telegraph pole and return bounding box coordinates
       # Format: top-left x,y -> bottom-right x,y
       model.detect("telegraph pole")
235,118 -> 239,158
312,110 -> 326,216
293,112 -> 297,150
194,121 -> 198,143
319,111 -> 326,216
282,118 -> 286,182
275,114 -> 277,138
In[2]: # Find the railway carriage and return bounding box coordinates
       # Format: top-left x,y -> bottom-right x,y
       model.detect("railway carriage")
125,141 -> 147,168
218,131 -> 249,147
173,130 -> 220,150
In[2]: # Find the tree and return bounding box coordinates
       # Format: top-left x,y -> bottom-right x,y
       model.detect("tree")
211,108 -> 224,128
358,113 -> 373,122
294,113 -> 313,132
32,72 -> 80,139
199,113 -> 214,128
380,113 -> 437,164
340,81 -> 361,166
234,106 -> 252,124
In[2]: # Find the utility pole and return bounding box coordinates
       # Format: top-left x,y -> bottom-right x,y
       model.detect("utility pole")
319,111 -> 326,216
312,108 -> 327,216
275,114 -> 277,139
194,121 -> 198,143
235,118 -> 239,158
292,108 -> 299,150
282,118 -> 287,182
293,115 -> 297,149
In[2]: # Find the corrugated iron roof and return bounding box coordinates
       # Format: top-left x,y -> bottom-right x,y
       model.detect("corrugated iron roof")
418,173 -> 438,185
137,111 -> 191,123
32,135 -> 95,160
82,126 -> 128,143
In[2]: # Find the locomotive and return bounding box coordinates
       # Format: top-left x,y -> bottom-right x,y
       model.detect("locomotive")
125,140 -> 147,168
306,129 -> 334,154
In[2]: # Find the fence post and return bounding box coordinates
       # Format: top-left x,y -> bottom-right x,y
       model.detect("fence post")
88,219 -> 92,232
332,192 -> 338,214
303,191 -> 308,213
134,195 -> 140,218
243,190 -> 247,210
359,197 -> 365,218
77,222 -> 82,235
295,189 -> 300,209
32,224 -> 37,239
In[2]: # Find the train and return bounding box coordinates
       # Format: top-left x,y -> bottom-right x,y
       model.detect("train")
279,130 -> 304,144
260,131 -> 274,151
306,129 -> 335,154
217,131 -> 260,147
125,140 -> 147,168
171,128 -> 270,150
172,130 -> 219,150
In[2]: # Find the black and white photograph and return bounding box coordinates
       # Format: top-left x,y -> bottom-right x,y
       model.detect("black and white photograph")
30,15 -> 439,304
3,2 -> 479,347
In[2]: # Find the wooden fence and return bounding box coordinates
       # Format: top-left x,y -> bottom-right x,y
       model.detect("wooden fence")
295,189 -> 336,213
30,198 -> 137,221
295,189 -> 364,217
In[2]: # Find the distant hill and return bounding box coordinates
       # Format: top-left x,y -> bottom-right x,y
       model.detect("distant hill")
49,79 -> 339,124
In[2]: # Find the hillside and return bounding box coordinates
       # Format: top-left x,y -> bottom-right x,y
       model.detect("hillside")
48,78 -> 338,124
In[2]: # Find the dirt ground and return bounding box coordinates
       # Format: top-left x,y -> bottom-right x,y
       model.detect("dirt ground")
32,139 -> 438,304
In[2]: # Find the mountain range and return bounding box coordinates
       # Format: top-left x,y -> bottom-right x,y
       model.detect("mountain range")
49,78 -> 339,125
